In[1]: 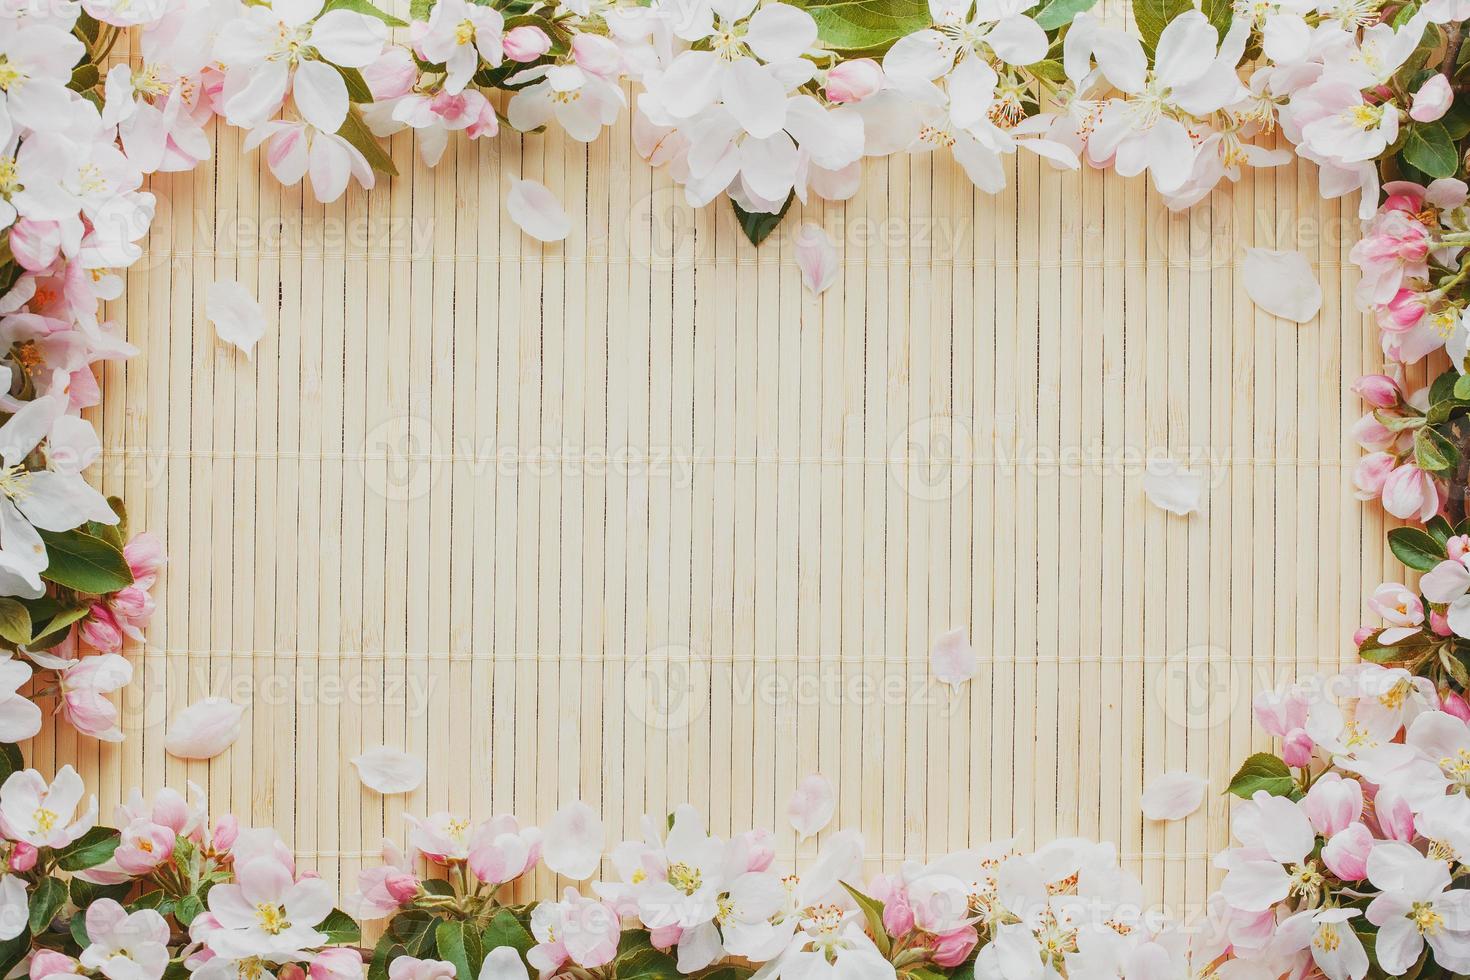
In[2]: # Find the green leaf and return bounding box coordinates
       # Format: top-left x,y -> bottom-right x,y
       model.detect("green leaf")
323,0 -> 408,25
436,920 -> 484,980
38,528 -> 133,595
1026,58 -> 1068,82
481,908 -> 534,956
174,894 -> 205,927
0,599 -> 30,647
1427,515 -> 1456,546
1032,0 -> 1098,30
321,909 -> 362,945
1402,121 -> 1459,179
409,0 -> 433,20
1227,752 -> 1296,798
27,602 -> 91,650
28,877 -> 67,935
615,946 -> 682,980
390,910 -> 438,959
1132,0 -> 1192,54
69,876 -> 132,911
789,0 -> 931,55
337,106 -> 399,179
1415,424 -> 1460,473
68,64 -> 99,94
1389,527 -> 1446,571
56,827 -> 121,871
839,882 -> 890,957
1198,0 -> 1232,41
335,65 -> 374,104
731,193 -> 794,248
0,743 -> 23,786
369,934 -> 406,980
68,914 -> 89,951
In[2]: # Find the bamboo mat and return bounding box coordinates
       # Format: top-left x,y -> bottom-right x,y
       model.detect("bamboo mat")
20,78 -> 1409,920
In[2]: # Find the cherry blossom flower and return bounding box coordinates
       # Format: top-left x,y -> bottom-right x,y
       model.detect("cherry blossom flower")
204,854 -> 333,959
416,0 -> 504,95
0,765 -> 96,849
78,899 -> 170,980
1366,843 -> 1470,974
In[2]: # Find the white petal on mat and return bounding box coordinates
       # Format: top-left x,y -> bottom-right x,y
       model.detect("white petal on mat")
1141,771 -> 1207,821
164,698 -> 245,759
794,223 -> 838,295
544,800 -> 604,879
787,773 -> 836,840
1142,459 -> 1204,516
478,948 -> 530,980
351,746 -> 425,794
207,280 -> 266,359
507,179 -> 570,242
1242,248 -> 1321,323
931,626 -> 977,689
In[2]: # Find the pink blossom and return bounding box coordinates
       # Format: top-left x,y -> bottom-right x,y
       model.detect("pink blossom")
310,948 -> 364,980
114,818 -> 175,874
1449,535 -> 1470,560
79,605 -> 124,654
466,815 -> 541,885
1370,786 -> 1415,842
503,25 -> 551,62
1382,288 -> 1428,332
1353,625 -> 1374,645
1253,685 -> 1309,736
1411,74 -> 1453,122
649,924 -> 681,949
349,840 -> 420,920
123,532 -> 165,587
571,35 -> 622,79
1431,610 -> 1452,636
1381,464 -> 1439,522
1367,583 -> 1423,627
363,48 -> 417,100
1442,690 -> 1470,721
29,950 -> 78,980
386,959 -> 455,980
1322,822 -> 1374,881
59,654 -> 132,740
1282,730 -> 1314,767
10,843 -> 37,873
9,220 -> 64,272
869,874 -> 915,935
1352,374 -> 1402,408
212,815 -> 239,852
1301,773 -> 1363,836
825,59 -> 885,103
932,925 -> 978,968
1351,416 -> 1394,453
732,828 -> 774,872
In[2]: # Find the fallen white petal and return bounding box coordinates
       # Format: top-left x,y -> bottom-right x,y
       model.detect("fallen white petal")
787,773 -> 836,840
351,746 -> 425,795
507,179 -> 570,242
794,223 -> 839,295
544,800 -> 604,879
164,698 -> 245,759
1140,771 -> 1208,821
1242,248 -> 1321,323
931,627 -> 977,689
1142,459 -> 1205,516
206,280 -> 267,359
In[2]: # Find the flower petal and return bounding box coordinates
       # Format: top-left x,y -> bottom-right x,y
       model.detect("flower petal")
793,223 -> 839,295
1141,459 -> 1204,516
543,800 -> 604,879
1243,248 -> 1322,323
477,948 -> 530,980
506,179 -> 570,242
930,626 -> 977,689
1140,771 -> 1207,821
786,773 -> 836,840
351,746 -> 425,795
163,698 -> 245,759
206,280 -> 267,359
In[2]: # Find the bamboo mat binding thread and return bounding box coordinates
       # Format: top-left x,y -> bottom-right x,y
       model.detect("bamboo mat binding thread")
20,56 -> 1408,920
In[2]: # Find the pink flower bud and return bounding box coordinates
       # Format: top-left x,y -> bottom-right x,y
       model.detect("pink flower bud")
1373,786 -> 1416,842
362,47 -> 416,100
1382,464 -> 1438,522
735,828 -> 775,872
385,870 -> 420,904
1253,686 -> 1309,737
1432,610 -> 1453,636
1442,690 -> 1470,721
1302,773 -> 1363,836
212,814 -> 239,852
825,58 -> 885,103
1411,74 -> 1453,123
111,586 -> 151,621
10,842 -> 37,873
1322,822 -> 1374,881
878,881 -> 915,936
649,924 -> 682,950
1383,288 -> 1427,331
30,950 -> 78,980
1282,729 -> 1315,768
10,220 -> 63,272
279,965 -> 307,980
504,25 -> 552,62
932,926 -> 979,968
1351,414 -> 1395,452
311,950 -> 364,980
1353,625 -> 1374,645
1353,374 -> 1402,408
572,34 -> 622,78
115,818 -> 175,874
123,532 -> 166,586
79,604 -> 124,654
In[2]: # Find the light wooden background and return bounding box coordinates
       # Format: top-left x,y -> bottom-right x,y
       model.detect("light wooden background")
23,65 -> 1414,921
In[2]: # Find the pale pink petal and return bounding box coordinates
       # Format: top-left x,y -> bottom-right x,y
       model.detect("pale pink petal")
794,223 -> 838,295
206,280 -> 266,359
1243,248 -> 1322,323
930,627 -> 977,689
544,801 -> 604,879
1140,771 -> 1207,821
1142,459 -> 1204,516
477,948 -> 530,980
163,698 -> 245,759
506,179 -> 570,242
786,774 -> 835,840
351,746 -> 425,795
